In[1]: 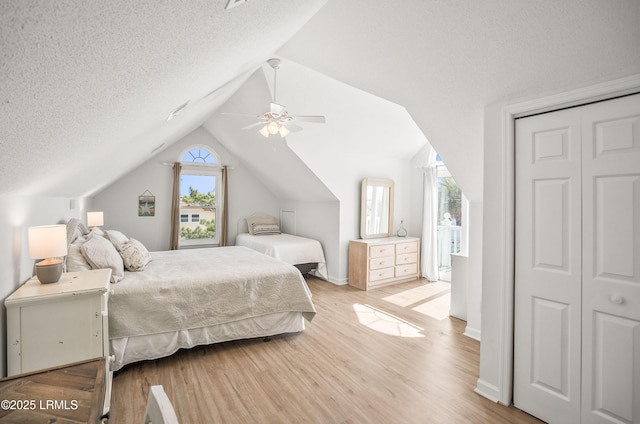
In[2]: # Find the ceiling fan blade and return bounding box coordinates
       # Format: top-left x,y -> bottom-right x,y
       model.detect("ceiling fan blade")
292,115 -> 326,123
270,103 -> 286,115
240,121 -> 267,130
282,121 -> 303,132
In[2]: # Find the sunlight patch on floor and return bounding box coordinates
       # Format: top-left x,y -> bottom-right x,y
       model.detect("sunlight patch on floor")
382,281 -> 451,307
353,303 -> 424,338
412,292 -> 451,320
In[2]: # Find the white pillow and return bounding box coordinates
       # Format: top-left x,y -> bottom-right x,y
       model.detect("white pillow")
252,223 -> 281,236
81,234 -> 125,283
66,236 -> 92,272
105,230 -> 129,247
246,215 -> 278,235
117,238 -> 151,271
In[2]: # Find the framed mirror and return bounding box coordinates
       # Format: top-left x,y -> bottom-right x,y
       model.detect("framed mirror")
360,178 -> 394,239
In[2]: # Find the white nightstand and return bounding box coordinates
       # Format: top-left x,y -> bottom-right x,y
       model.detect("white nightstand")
5,268 -> 113,415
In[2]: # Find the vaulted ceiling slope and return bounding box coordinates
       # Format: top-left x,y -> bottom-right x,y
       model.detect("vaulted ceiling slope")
0,0 -> 326,197
2,1 -> 639,201
278,0 -> 640,200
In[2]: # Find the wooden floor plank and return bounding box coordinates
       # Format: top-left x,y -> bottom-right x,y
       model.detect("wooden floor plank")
109,278 -> 542,423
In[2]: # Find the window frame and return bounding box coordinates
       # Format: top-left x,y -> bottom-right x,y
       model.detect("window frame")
178,147 -> 222,248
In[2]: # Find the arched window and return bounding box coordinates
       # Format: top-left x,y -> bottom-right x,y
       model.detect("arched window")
178,147 -> 222,247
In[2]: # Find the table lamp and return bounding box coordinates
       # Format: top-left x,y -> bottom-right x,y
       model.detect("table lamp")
87,211 -> 104,231
28,224 -> 68,284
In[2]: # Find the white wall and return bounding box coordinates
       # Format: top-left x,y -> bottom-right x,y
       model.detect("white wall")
279,200 -> 340,282
0,194 -> 87,377
91,127 -> 280,251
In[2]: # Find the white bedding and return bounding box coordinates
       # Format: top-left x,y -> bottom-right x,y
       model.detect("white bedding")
236,233 -> 328,280
108,246 -> 316,369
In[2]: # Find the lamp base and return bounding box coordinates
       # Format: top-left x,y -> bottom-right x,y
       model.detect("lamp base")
35,259 -> 63,284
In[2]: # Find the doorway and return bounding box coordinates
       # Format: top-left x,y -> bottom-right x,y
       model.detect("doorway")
436,155 -> 463,282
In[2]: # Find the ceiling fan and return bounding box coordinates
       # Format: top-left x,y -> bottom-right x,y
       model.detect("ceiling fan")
227,58 -> 326,138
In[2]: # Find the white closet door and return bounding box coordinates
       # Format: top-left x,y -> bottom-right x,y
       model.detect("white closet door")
581,94 -> 640,424
514,108 -> 583,424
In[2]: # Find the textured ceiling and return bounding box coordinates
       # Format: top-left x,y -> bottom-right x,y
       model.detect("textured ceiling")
1,0 -> 639,201
0,0 -> 326,196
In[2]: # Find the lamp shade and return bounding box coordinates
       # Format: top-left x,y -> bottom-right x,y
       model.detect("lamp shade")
87,211 -> 104,227
28,225 -> 68,259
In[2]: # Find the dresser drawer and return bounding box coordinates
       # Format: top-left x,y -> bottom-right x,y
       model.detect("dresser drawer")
369,267 -> 395,282
369,244 -> 395,258
396,240 -> 418,254
370,256 -> 395,270
396,263 -> 418,278
396,252 -> 418,265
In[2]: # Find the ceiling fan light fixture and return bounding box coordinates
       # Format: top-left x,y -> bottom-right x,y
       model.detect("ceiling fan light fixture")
267,121 -> 280,135
259,125 -> 270,138
278,125 -> 290,137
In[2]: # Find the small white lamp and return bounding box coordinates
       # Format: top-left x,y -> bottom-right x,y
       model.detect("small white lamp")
28,225 -> 68,284
87,211 -> 104,231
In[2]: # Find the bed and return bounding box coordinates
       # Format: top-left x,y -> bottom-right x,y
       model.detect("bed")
236,214 -> 329,280
64,219 -> 316,371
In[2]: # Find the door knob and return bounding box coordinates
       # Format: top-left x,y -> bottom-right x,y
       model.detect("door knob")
610,294 -> 624,305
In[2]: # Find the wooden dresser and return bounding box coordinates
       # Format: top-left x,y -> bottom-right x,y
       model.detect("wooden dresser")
348,236 -> 420,290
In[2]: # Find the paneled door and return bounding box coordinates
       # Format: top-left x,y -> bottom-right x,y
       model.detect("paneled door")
514,107 -> 583,424
514,93 -> 640,424
580,94 -> 640,424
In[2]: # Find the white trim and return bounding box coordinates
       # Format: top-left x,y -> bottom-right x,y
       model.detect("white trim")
475,379 -> 502,403
463,326 -> 480,341
490,74 -> 640,406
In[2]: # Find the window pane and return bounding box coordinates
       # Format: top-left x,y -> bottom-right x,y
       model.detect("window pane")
179,174 -> 216,241
182,148 -> 216,164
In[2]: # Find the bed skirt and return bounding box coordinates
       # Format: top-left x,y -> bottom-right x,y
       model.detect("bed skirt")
110,311 -> 305,371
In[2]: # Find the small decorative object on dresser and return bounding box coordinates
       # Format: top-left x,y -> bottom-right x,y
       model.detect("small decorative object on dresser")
396,220 -> 407,237
348,236 -> 420,290
5,268 -> 113,416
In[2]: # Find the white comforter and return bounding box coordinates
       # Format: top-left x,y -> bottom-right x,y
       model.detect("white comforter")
236,233 -> 328,280
109,246 -> 315,339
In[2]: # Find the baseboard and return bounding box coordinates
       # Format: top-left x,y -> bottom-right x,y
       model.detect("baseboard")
474,379 -> 501,403
464,326 -> 481,341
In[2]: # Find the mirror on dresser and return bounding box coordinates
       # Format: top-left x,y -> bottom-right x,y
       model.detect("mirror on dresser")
360,178 -> 394,239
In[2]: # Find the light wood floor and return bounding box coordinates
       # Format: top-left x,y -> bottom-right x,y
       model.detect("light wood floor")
109,277 -> 542,423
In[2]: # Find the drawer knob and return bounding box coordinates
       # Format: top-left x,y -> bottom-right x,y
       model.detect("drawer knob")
610,294 -> 624,305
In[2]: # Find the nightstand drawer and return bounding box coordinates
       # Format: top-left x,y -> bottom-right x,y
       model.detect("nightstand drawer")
369,267 -> 395,282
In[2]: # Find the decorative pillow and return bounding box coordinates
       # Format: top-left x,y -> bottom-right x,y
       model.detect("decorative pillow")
252,223 -> 281,236
66,218 -> 89,245
66,236 -> 92,272
246,215 -> 278,235
117,238 -> 151,272
105,230 -> 129,247
80,234 -> 125,283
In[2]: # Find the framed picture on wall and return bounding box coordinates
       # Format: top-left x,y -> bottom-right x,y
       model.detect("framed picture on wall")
138,191 -> 155,216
